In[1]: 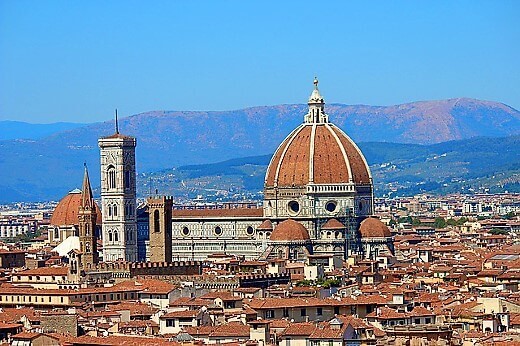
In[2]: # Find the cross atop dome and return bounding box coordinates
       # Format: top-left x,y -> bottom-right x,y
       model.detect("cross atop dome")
305,77 -> 329,124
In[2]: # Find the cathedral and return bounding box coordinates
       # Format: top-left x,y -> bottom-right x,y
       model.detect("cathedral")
162,79 -> 393,261
49,79 -> 393,265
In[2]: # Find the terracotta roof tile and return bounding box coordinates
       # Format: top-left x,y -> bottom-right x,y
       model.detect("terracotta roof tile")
209,322 -> 250,337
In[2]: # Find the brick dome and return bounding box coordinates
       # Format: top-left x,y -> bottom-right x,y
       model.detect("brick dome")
321,218 -> 346,230
257,220 -> 273,230
50,189 -> 102,226
265,80 -> 371,188
270,219 -> 310,242
359,217 -> 391,238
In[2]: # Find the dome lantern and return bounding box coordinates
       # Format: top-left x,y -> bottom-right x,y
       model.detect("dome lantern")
305,77 -> 328,124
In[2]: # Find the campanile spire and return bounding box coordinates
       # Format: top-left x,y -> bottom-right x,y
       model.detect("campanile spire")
81,163 -> 94,209
115,109 -> 119,134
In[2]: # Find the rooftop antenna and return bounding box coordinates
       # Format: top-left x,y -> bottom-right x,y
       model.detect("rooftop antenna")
115,109 -> 119,134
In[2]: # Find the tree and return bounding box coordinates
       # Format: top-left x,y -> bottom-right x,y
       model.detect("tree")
502,211 -> 516,220
433,217 -> 447,229
457,217 -> 468,226
489,228 -> 509,235
398,216 -> 413,224
412,217 -> 422,226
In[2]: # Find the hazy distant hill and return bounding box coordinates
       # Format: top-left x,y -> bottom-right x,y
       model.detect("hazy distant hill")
0,121 -> 85,140
137,136 -> 520,200
0,98 -> 519,202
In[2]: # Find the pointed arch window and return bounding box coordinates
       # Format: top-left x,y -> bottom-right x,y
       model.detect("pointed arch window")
113,204 -> 118,217
107,165 -> 116,190
114,231 -> 119,242
124,167 -> 131,189
108,231 -> 113,242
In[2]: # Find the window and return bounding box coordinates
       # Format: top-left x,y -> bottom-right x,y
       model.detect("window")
301,308 -> 306,317
154,210 -> 160,233
325,201 -> 337,212
425,317 -> 431,324
414,318 -> 420,324
283,308 -> 289,318
334,307 -> 340,315
317,307 -> 323,316
246,226 -> 254,236
288,201 -> 300,214
214,226 -> 223,236
114,231 -> 119,242
108,231 -> 113,242
107,166 -> 116,189
166,319 -> 175,327
266,310 -> 274,319
113,205 -> 118,217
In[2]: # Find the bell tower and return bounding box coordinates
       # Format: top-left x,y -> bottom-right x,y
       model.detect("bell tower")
147,196 -> 173,262
98,111 -> 138,262
77,164 -> 98,268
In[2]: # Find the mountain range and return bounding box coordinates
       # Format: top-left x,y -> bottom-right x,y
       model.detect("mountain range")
139,135 -> 520,201
0,98 -> 519,202
0,121 -> 85,141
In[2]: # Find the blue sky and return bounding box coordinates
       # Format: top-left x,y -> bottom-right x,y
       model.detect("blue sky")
1,1 -> 519,123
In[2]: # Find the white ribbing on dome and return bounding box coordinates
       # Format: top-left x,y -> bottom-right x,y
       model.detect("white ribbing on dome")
304,77 -> 329,124
272,124 -> 305,187
326,123 -> 353,183
308,123 -> 317,183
